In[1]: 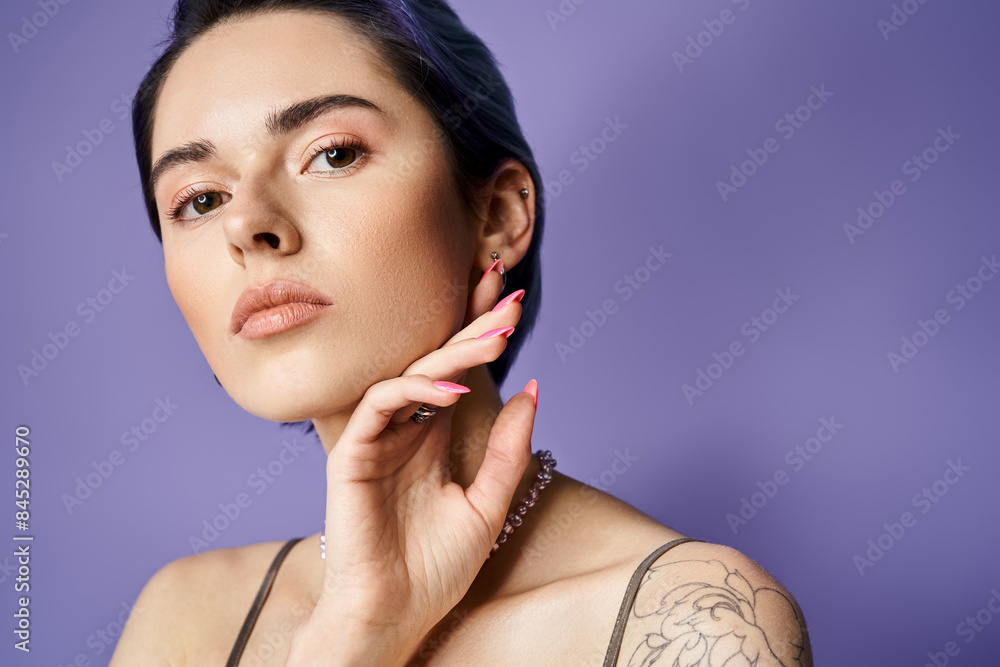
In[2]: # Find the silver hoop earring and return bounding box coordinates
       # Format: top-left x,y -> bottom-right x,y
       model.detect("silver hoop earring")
490,251 -> 507,294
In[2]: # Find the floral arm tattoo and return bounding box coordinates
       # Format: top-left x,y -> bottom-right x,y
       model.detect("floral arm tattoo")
624,558 -> 809,667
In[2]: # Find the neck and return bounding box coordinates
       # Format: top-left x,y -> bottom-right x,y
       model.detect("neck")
286,365 -> 563,620
310,362 -> 542,521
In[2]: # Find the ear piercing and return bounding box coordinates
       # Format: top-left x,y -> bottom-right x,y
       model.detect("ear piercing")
490,251 -> 507,294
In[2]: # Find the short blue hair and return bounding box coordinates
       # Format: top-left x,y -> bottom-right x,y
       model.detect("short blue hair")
131,0 -> 545,436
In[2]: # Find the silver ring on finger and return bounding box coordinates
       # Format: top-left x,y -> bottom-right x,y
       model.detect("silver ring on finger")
411,404 -> 436,423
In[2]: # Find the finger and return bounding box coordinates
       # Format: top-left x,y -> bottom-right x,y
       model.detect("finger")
386,378 -> 470,427
464,258 -> 505,328
423,289 -> 523,365
463,387 -> 537,546
402,327 -> 514,384
398,295 -> 521,383
343,375 -> 467,446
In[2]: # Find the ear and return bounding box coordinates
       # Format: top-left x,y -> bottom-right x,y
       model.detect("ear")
473,158 -> 535,275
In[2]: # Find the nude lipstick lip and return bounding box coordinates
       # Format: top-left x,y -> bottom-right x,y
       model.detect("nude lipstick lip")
231,279 -> 333,340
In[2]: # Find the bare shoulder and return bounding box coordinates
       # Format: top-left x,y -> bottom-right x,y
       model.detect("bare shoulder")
110,555 -> 189,666
609,539 -> 813,667
513,477 -> 812,666
111,540 -> 288,666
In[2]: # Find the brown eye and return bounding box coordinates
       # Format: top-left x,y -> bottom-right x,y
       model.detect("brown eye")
191,192 -> 223,215
322,146 -> 357,169
307,139 -> 368,175
169,189 -> 230,223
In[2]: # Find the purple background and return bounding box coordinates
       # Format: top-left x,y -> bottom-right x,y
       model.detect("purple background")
3,0 -> 999,664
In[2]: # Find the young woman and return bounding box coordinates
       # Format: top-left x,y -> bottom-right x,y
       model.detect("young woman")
112,1 -> 813,664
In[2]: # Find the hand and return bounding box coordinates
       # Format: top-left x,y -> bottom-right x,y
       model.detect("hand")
289,268 -> 535,664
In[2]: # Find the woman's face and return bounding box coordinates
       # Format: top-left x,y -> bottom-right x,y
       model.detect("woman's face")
150,10 -> 478,422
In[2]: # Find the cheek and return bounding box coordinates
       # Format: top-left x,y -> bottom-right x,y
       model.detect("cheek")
361,185 -> 466,300
311,151 -> 467,287
164,244 -> 226,354
306,178 -> 467,353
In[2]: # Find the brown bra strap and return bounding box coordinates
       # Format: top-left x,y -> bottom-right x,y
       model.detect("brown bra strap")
226,537 -> 305,667
602,537 -> 704,667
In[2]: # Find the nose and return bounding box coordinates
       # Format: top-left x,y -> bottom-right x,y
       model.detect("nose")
223,186 -> 302,266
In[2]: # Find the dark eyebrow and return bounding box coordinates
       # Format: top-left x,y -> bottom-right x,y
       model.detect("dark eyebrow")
150,94 -> 386,193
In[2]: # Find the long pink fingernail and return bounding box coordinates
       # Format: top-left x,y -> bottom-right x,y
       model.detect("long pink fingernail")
478,258 -> 504,286
491,288 -> 525,312
433,381 -> 470,393
523,378 -> 538,408
477,326 -> 515,340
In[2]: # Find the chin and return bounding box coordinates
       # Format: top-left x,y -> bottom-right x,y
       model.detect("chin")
220,358 -> 360,424
235,393 -> 316,424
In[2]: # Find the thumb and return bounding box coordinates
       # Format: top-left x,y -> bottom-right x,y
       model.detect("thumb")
464,379 -> 538,544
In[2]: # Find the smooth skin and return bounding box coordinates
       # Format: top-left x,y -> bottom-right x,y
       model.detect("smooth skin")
112,9 -> 812,666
